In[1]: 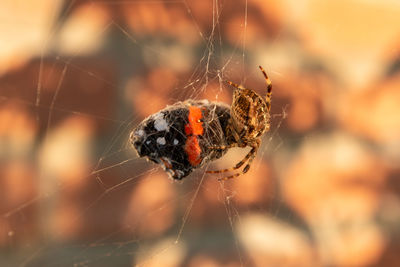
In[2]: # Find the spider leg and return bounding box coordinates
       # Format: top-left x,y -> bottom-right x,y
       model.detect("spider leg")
258,66 -> 272,111
206,146 -> 255,174
215,139 -> 261,181
226,80 -> 245,90
237,145 -> 258,175
217,151 -> 257,181
216,148 -> 256,180
208,143 -> 238,151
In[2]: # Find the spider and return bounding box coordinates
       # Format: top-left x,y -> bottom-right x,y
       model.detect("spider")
206,66 -> 272,180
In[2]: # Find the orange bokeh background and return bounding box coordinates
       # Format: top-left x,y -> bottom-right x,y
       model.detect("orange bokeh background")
1,0 -> 400,266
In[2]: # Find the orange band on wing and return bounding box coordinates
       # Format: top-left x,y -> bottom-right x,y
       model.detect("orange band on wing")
184,106 -> 204,166
184,106 -> 204,136
185,136 -> 201,166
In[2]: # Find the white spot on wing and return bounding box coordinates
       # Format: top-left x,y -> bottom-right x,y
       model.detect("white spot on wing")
136,129 -> 144,136
153,112 -> 169,132
173,139 -> 179,145
157,137 -> 166,145
176,170 -> 184,177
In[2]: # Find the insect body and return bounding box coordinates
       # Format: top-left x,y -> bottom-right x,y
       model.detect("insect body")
131,66 -> 272,181
131,100 -> 232,179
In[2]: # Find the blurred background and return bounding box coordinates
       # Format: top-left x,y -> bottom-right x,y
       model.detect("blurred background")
1,0 -> 400,266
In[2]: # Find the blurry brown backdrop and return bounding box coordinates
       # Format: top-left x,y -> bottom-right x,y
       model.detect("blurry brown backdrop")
1,0 -> 400,266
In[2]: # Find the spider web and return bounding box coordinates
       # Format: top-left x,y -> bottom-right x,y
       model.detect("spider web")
0,1 -> 291,266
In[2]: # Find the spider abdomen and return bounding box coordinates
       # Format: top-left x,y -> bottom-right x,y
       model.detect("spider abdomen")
230,88 -> 270,143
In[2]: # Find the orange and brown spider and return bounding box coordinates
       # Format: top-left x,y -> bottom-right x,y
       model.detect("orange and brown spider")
131,66 -> 272,181
206,66 -> 272,180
